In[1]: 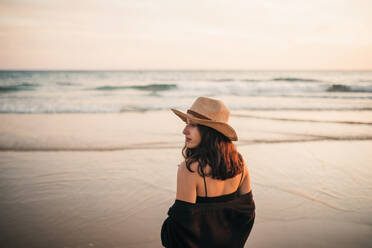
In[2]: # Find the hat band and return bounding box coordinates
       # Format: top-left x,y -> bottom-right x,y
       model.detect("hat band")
187,109 -> 211,120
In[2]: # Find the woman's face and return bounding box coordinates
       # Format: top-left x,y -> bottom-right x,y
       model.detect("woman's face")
183,119 -> 202,148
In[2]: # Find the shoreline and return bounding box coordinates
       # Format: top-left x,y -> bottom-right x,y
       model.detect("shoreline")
1,110 -> 372,151
1,138 -> 372,152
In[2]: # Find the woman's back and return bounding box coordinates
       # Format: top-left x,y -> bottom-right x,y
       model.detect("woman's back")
162,163 -> 255,248
175,161 -> 251,204
194,163 -> 251,199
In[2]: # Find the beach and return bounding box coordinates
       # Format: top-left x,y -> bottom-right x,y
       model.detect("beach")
1,110 -> 372,247
2,0 -> 372,244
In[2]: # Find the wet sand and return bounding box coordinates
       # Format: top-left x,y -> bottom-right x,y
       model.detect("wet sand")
0,110 -> 372,247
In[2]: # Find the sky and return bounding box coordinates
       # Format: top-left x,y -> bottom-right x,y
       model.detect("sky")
0,0 -> 371,70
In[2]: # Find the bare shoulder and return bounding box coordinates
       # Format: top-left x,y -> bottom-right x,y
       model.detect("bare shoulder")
176,161 -> 198,203
243,164 -> 248,177
239,164 -> 252,194
242,163 -> 251,181
178,161 -> 198,173
177,161 -> 198,185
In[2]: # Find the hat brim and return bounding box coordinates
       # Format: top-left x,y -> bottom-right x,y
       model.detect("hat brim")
171,109 -> 238,141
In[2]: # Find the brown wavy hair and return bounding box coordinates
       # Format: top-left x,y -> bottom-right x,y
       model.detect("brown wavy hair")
182,124 -> 244,180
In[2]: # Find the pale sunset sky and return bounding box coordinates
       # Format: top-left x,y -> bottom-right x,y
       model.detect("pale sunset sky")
0,0 -> 371,70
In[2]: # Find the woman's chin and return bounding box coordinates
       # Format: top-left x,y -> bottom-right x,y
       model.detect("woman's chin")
185,143 -> 194,148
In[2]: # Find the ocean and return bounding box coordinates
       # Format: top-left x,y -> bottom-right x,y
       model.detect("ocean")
1,70 -> 372,113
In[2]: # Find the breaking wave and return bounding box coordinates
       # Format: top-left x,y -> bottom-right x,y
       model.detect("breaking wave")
326,84 -> 372,93
0,83 -> 39,93
93,84 -> 177,91
273,77 -> 322,82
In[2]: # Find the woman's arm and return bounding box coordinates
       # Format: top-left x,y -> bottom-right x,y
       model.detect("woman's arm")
239,165 -> 252,195
176,162 -> 197,203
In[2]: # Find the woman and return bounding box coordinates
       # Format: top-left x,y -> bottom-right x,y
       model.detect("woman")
161,97 -> 255,248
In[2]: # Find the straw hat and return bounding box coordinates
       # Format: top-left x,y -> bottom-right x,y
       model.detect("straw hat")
171,97 -> 238,141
